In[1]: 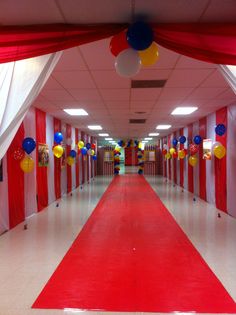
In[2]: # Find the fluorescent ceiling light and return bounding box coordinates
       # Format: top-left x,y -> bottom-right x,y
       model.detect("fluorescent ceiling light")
145,137 -> 153,140
63,108 -> 88,116
156,125 -> 171,130
105,138 -> 113,140
171,107 -> 198,115
99,133 -> 109,137
142,140 -> 148,143
88,125 -> 102,130
149,133 -> 160,136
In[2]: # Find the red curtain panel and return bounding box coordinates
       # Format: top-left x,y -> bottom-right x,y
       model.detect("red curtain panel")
173,132 -> 177,184
36,109 -> 48,211
7,123 -> 25,228
81,131 -> 85,185
0,23 -> 235,65
54,118 -> 61,199
66,124 -> 72,194
215,107 -> 227,212
75,128 -> 79,187
199,117 -> 207,201
179,129 -> 184,188
188,124 -> 194,194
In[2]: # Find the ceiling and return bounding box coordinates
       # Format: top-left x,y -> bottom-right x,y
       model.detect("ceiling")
1,0 -> 236,143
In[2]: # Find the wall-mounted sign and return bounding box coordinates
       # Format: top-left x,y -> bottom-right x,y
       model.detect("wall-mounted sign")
104,151 -> 114,162
203,139 -> 212,160
38,143 -> 49,166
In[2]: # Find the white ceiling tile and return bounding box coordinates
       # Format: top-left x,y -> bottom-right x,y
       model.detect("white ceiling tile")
200,69 -> 231,88
131,88 -> 162,101
68,89 -> 102,101
54,47 -> 87,71
53,71 -> 96,89
92,70 -> 130,88
166,69 -> 213,87
41,89 -> 75,101
100,89 -> 130,101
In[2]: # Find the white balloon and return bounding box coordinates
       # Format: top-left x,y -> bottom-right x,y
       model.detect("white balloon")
115,48 -> 141,77
87,149 -> 92,156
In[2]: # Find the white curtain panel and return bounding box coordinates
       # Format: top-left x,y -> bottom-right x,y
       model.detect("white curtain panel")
0,52 -> 62,160
219,65 -> 236,94
24,107 -> 37,218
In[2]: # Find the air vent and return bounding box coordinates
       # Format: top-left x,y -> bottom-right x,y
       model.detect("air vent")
134,111 -> 146,114
129,119 -> 146,124
131,80 -> 167,88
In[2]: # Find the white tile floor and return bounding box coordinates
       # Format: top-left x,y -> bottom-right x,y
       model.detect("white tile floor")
0,173 -> 236,315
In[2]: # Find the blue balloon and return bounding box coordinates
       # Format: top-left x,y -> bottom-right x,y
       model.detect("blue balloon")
92,155 -> 97,161
114,169 -> 119,175
54,132 -> 63,144
172,138 -> 178,146
86,143 -> 91,150
193,135 -> 202,145
138,169 -> 143,175
81,147 -> 87,155
22,137 -> 36,154
215,124 -> 226,136
179,136 -> 186,144
127,21 -> 154,51
118,140 -> 123,147
70,150 -> 76,158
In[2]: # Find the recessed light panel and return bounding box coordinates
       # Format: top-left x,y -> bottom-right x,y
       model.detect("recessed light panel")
156,125 -> 171,130
88,125 -> 102,130
171,107 -> 198,115
145,137 -> 153,140
149,133 -> 160,136
99,133 -> 109,137
105,138 -> 113,140
63,109 -> 88,116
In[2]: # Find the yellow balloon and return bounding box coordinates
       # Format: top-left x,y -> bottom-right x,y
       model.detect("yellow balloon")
53,145 -> 63,158
178,150 -> 185,159
115,146 -> 121,152
67,156 -> 75,166
189,155 -> 198,167
169,148 -> 176,155
20,156 -> 34,173
165,152 -> 171,159
91,149 -> 95,156
78,141 -> 84,149
138,42 -> 159,66
138,142 -> 142,149
214,145 -> 226,159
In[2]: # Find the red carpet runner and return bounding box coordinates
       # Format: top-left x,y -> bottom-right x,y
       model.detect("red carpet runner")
33,175 -> 236,313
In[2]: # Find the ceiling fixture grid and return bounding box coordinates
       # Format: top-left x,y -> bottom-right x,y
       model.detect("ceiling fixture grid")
78,46 -> 117,134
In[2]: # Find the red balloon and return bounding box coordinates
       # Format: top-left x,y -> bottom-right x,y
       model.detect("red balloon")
172,151 -> 178,158
91,143 -> 96,150
184,149 -> 188,155
189,144 -> 199,155
110,30 -> 130,56
162,149 -> 167,155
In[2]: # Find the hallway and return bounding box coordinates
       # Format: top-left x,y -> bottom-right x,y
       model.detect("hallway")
1,173 -> 236,314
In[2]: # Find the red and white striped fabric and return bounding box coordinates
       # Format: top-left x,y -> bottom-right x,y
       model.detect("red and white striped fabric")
0,107 -> 94,234
162,105 -> 235,216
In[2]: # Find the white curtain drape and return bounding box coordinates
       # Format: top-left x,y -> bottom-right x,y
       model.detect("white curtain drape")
219,65 -> 236,94
0,52 -> 62,160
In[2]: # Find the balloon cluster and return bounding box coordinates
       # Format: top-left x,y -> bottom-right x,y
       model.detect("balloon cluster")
137,146 -> 144,174
53,132 -> 97,165
18,137 -> 36,173
117,139 -> 139,148
110,21 -> 159,77
114,146 -> 121,174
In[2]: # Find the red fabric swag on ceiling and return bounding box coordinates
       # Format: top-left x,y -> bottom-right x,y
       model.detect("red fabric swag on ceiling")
0,23 -> 235,65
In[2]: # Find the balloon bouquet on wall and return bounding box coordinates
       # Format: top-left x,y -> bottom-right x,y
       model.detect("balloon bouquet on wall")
53,132 -> 97,164
110,21 -> 159,77
162,123 -> 227,166
137,145 -> 144,175
17,137 -> 36,173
